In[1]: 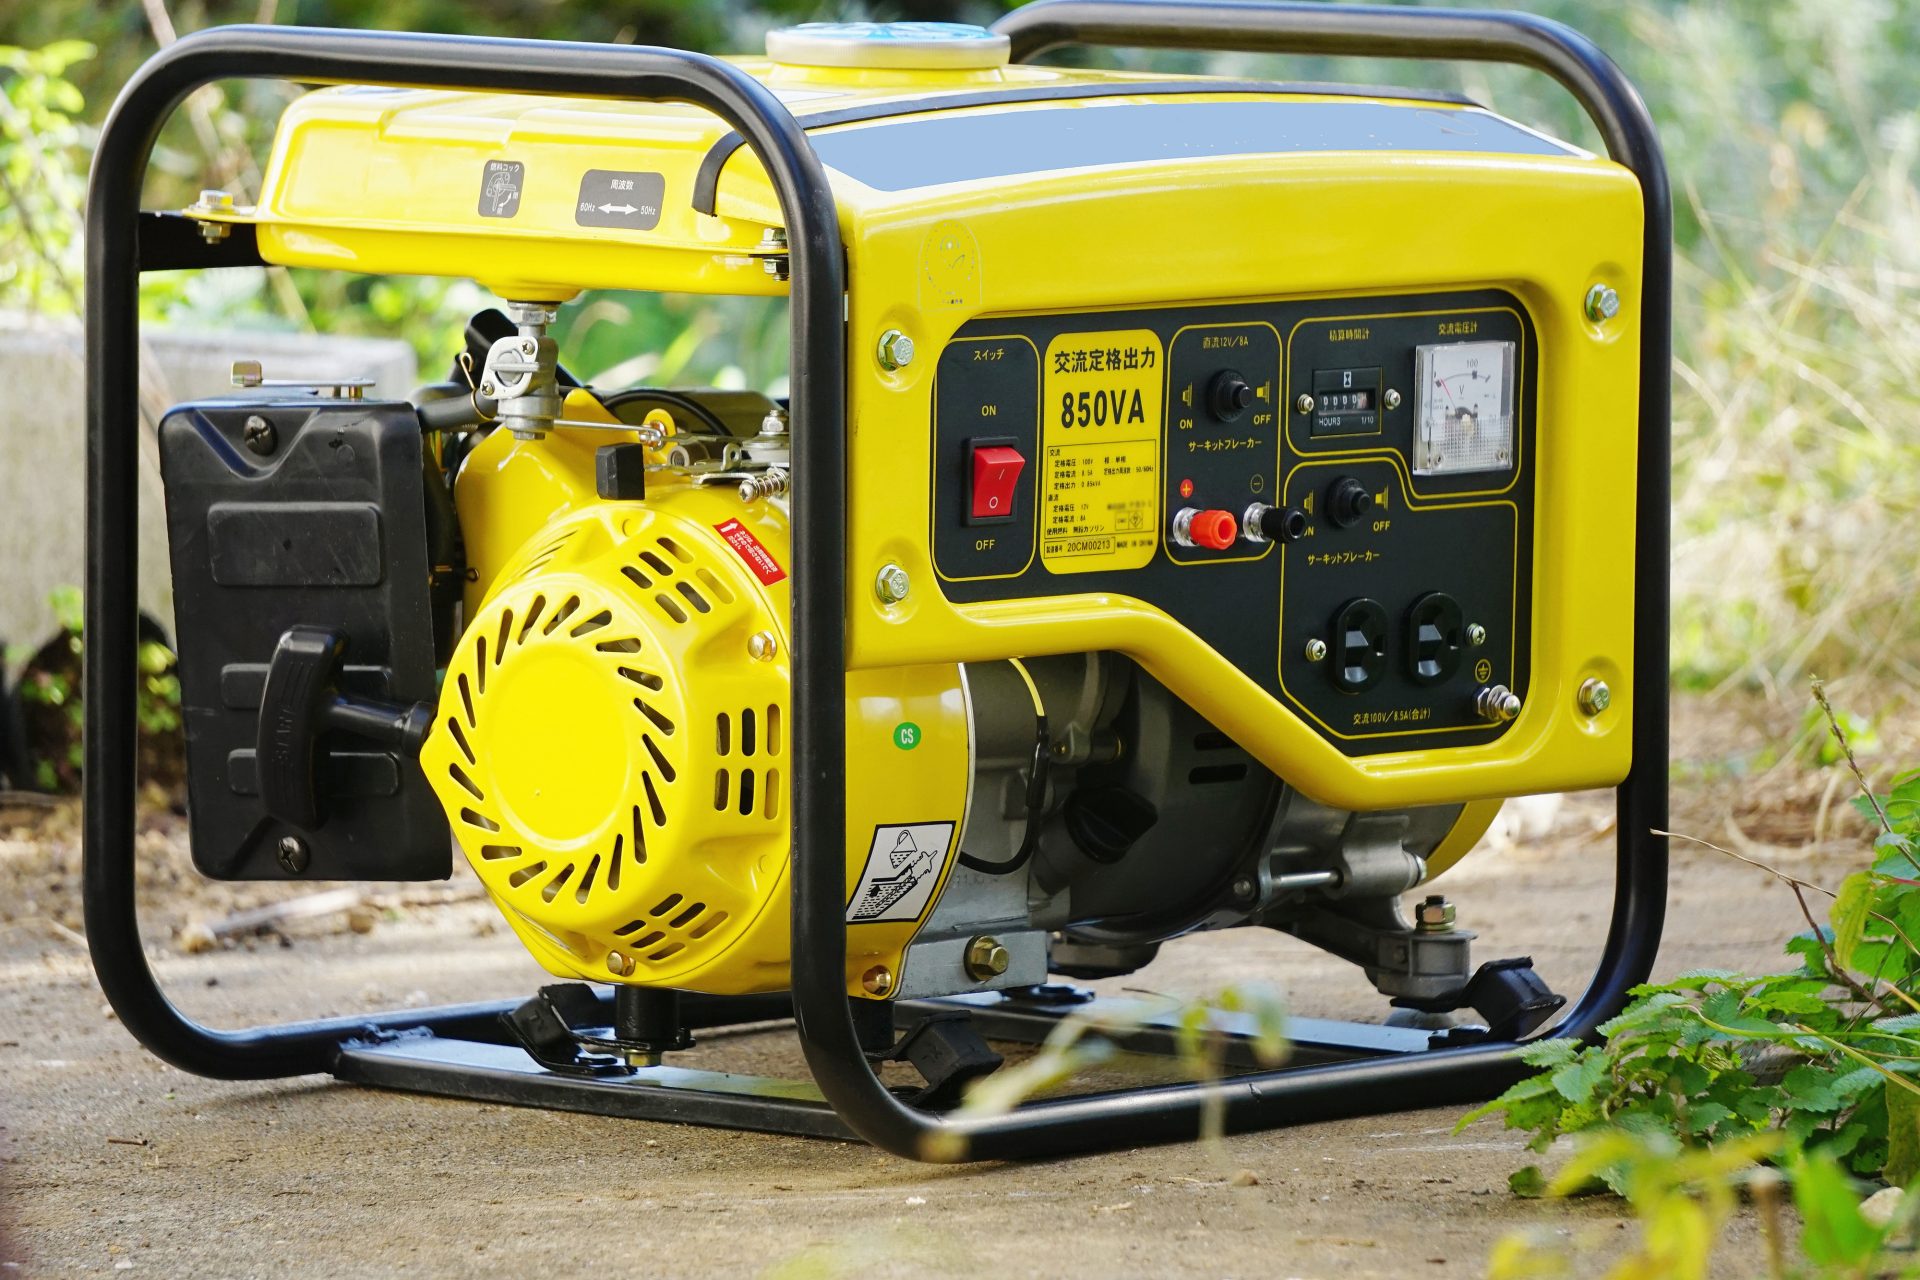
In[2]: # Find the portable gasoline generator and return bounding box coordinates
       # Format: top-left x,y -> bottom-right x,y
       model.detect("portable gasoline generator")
82,0 -> 1669,1161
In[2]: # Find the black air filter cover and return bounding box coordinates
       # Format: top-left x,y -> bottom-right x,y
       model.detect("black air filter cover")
158,396 -> 454,880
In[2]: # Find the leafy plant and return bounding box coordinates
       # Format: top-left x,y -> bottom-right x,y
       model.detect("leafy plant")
1487,1126 -> 1920,1280
13,587 -> 182,794
0,38 -> 91,312
1463,686 -> 1920,1190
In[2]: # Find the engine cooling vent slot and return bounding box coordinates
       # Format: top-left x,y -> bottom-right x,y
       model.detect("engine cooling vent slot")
1189,729 -> 1248,784
714,705 -> 784,820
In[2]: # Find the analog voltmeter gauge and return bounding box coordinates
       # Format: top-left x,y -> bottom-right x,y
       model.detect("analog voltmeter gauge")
1412,340 -> 1516,475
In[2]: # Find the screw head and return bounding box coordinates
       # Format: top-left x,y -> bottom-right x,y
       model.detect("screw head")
520,338 -> 538,356
1303,637 -> 1328,663
1578,677 -> 1613,716
242,414 -> 277,456
1231,876 -> 1258,903
1295,393 -> 1315,414
606,951 -> 636,977
1414,894 -> 1457,932
276,835 -> 310,875
1466,622 -> 1487,648
1584,283 -> 1621,323
479,380 -> 497,398
964,936 -> 1011,982
1384,388 -> 1402,411
860,965 -> 895,996
877,329 -> 915,371
875,562 -> 911,605
748,631 -> 778,661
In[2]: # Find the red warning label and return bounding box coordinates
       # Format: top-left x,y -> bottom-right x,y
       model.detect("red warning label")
714,519 -> 786,586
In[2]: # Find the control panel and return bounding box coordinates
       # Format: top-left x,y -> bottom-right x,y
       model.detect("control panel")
929,289 -> 1536,757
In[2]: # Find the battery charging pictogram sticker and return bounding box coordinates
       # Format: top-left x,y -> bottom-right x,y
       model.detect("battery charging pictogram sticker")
1040,329 -> 1163,574
847,822 -> 955,923
714,519 -> 787,585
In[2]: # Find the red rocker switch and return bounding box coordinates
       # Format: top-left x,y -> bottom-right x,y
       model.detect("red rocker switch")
969,443 -> 1026,524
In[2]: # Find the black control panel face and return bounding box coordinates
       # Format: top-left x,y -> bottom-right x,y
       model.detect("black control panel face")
929,289 -> 1536,756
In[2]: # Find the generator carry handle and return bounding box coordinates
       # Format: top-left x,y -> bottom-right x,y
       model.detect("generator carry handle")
81,26 -> 850,1078
781,0 -> 1671,1160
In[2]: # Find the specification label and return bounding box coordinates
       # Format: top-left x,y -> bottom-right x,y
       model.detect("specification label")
1040,329 -> 1163,574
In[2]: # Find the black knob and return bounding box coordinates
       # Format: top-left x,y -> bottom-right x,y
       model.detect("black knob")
1326,477 -> 1373,528
1207,370 -> 1255,422
1255,504 -> 1309,543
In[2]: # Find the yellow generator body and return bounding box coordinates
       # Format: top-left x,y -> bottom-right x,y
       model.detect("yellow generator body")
159,20 -> 1643,1011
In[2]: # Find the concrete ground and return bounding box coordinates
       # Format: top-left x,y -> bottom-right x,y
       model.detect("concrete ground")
0,693 -> 1885,1277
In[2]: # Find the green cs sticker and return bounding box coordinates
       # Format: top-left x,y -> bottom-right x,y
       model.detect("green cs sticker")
893,722 -> 921,751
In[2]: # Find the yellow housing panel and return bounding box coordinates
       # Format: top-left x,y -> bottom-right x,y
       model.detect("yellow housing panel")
242,70 -> 1643,816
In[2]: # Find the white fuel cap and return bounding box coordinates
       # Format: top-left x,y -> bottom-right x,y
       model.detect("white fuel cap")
764,22 -> 1011,71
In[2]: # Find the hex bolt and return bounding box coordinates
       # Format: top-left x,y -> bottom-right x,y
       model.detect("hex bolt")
195,189 -> 236,243
1584,283 -> 1621,324
1475,684 -> 1522,723
747,631 -> 778,662
964,936 -> 1011,982
1466,623 -> 1488,648
607,951 -> 636,978
1295,393 -> 1315,414
861,965 -> 895,997
242,414 -> 277,456
1414,894 -> 1456,933
1384,388 -> 1402,411
875,562 -> 911,605
1303,637 -> 1328,663
1578,677 -> 1613,716
276,835 -> 310,875
876,329 -> 916,371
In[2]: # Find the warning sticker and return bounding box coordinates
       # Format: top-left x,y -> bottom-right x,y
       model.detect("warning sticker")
846,822 -> 955,924
1040,329 -> 1163,574
714,519 -> 786,585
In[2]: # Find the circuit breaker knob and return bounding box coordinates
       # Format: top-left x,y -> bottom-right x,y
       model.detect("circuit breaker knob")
1172,506 -> 1238,551
1326,476 -> 1373,528
1207,370 -> 1255,422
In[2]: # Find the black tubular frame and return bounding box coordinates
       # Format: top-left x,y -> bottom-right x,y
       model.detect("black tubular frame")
83,0 -> 1669,1163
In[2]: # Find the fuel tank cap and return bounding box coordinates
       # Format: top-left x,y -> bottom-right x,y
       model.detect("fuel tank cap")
765,22 -> 1011,71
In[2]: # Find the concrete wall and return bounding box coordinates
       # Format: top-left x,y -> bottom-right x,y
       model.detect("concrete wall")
1,320 -> 417,665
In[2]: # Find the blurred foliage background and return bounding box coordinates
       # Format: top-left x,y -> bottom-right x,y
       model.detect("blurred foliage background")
3,0 -> 1918,697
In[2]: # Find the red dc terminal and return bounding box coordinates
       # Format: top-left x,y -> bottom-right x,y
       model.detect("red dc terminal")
1175,506 -> 1239,551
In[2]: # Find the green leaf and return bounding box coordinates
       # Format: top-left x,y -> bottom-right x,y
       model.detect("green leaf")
1884,1082 -> 1920,1187
1551,1053 -> 1610,1105
1748,988 -> 1830,1016
1682,1101 -> 1734,1135
1791,1148 -> 1886,1266
1507,1165 -> 1547,1198
1516,1038 -> 1580,1069
1455,1073 -> 1562,1133
1782,1065 -> 1847,1114
1598,990 -> 1692,1038
1832,871 -> 1875,970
